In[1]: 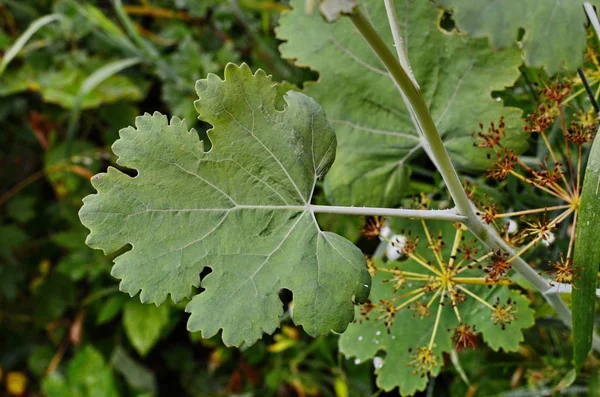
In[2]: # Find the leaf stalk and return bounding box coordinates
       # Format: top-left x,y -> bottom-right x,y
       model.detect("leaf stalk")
310,205 -> 465,221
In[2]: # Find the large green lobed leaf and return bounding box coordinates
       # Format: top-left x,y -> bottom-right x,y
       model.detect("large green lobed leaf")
436,0 -> 600,75
79,63 -> 370,347
277,0 -> 526,207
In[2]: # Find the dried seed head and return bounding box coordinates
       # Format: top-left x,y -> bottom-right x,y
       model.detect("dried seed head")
408,346 -> 439,377
478,202 -> 500,224
542,81 -> 571,104
411,302 -> 431,319
361,216 -> 387,239
366,256 -> 377,277
491,298 -> 518,330
472,117 -> 506,149
566,121 -> 595,145
485,250 -> 511,284
359,300 -> 376,321
449,288 -> 466,306
549,256 -> 579,284
531,160 -> 564,187
381,268 -> 407,292
486,150 -> 517,181
453,323 -> 478,350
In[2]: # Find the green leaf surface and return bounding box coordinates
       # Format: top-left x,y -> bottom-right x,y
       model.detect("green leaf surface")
96,295 -> 126,325
339,221 -> 534,396
0,224 -> 28,300
79,63 -> 370,347
42,345 -> 119,397
6,195 -> 37,223
110,346 -> 157,394
435,0 -> 600,75
123,299 -> 171,356
33,273 -> 76,323
277,0 -> 526,207
572,132 -> 600,368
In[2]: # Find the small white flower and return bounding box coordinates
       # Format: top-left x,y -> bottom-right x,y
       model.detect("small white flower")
506,219 -> 518,235
373,357 -> 384,369
386,246 -> 401,261
386,234 -> 407,261
391,235 -> 407,249
379,224 -> 392,239
541,231 -> 555,246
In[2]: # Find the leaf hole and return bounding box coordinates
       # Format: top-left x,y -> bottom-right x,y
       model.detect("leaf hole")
279,288 -> 293,315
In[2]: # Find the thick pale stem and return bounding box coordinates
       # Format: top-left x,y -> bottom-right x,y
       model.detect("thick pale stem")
586,4 -> 600,51
350,11 -> 472,216
382,0 -> 417,87
309,205 -> 465,221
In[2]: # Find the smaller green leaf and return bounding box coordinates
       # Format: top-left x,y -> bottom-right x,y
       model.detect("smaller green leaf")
42,345 -> 119,397
572,131 -> 600,368
110,346 -> 157,394
0,224 -> 27,300
34,273 -> 76,324
96,295 -> 126,325
554,368 -> 577,392
6,195 -> 36,223
435,0 -> 600,75
123,299 -> 171,356
28,345 -> 55,376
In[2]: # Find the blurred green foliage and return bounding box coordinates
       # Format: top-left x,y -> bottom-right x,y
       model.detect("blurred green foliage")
1,1 -> 600,396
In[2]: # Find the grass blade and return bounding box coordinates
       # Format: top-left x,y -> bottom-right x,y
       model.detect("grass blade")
65,57 -> 142,157
572,129 -> 600,368
0,13 -> 63,76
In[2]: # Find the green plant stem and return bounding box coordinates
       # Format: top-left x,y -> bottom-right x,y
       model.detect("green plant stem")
382,0 -> 416,87
349,9 -> 600,350
350,10 -> 471,216
310,205 -> 465,221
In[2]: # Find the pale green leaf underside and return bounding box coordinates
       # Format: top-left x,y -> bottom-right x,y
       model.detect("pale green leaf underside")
79,63 -> 370,347
277,0 -> 526,207
436,0 -> 600,75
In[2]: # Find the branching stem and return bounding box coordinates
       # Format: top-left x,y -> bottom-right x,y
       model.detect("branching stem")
348,7 -> 600,351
